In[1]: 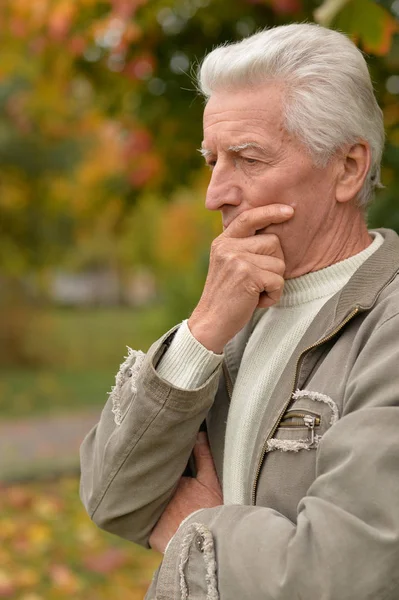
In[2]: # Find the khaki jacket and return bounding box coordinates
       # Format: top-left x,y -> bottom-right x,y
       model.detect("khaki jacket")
80,228 -> 399,600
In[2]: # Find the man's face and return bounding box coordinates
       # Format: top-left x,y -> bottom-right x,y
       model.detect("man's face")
202,84 -> 341,275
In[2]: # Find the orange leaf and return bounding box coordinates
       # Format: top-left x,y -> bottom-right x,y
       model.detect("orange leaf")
362,10 -> 398,56
83,548 -> 128,574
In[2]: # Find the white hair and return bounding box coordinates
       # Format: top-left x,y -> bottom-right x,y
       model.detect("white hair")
198,23 -> 385,207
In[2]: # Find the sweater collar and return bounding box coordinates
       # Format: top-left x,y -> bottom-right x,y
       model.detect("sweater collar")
280,232 -> 383,308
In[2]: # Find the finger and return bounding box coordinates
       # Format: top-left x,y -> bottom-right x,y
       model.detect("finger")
257,273 -> 285,307
224,204 -> 294,239
258,291 -> 282,308
234,263 -> 284,305
230,232 -> 284,260
193,432 -> 219,482
240,253 -> 286,276
246,269 -> 285,301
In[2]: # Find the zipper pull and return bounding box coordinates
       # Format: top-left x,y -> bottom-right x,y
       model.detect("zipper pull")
303,415 -> 316,446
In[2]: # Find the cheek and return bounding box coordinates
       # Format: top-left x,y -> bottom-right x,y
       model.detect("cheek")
246,161 -> 333,211
284,166 -> 333,210
246,175 -> 288,208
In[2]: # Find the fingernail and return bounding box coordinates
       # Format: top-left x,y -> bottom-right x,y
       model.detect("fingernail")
281,206 -> 294,215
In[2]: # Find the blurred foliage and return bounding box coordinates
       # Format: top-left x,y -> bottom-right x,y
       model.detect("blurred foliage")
0,367 -> 115,418
0,0 -> 398,365
0,477 -> 161,599
118,178 -> 221,320
0,305 -> 170,419
0,0 -> 398,275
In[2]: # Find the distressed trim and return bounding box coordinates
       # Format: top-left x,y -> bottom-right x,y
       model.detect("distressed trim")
267,390 -> 339,453
267,435 -> 323,453
179,522 -> 219,600
129,350 -> 146,394
292,389 -> 339,426
109,348 -> 145,426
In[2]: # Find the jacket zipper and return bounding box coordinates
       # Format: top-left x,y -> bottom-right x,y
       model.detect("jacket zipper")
280,412 -> 321,446
279,411 -> 321,428
250,305 -> 360,505
303,414 -> 317,446
222,362 -> 234,399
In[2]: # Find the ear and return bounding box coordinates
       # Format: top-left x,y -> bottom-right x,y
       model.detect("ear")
335,142 -> 371,204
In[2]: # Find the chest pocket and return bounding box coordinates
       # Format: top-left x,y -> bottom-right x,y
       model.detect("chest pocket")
255,389 -> 340,521
268,409 -> 322,452
267,389 -> 339,453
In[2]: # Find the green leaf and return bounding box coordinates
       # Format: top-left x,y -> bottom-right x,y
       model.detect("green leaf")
332,0 -> 398,56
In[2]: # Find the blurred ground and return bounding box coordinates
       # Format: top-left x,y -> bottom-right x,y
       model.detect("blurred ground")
0,411 -> 99,481
0,477 -> 162,599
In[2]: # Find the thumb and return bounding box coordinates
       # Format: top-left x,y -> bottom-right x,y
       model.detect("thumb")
194,432 -> 218,482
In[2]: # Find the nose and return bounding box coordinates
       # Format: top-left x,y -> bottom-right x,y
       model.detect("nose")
205,161 -> 242,212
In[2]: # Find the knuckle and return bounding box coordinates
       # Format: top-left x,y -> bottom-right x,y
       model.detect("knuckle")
210,238 -> 226,260
275,258 -> 286,275
211,236 -> 222,251
277,276 -> 285,291
267,234 -> 280,249
246,281 -> 260,296
236,211 -> 250,228
233,257 -> 250,277
276,274 -> 285,288
266,273 -> 284,292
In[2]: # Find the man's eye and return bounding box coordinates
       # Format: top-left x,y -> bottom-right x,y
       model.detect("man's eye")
206,159 -> 217,169
243,157 -> 258,164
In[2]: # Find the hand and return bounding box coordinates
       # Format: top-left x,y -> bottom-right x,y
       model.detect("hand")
149,432 -> 223,554
188,204 -> 294,352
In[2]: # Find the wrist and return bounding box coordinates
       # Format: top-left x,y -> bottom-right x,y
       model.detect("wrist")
187,316 -> 226,354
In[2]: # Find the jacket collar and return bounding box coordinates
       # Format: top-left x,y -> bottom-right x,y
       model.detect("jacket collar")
334,228 -> 399,319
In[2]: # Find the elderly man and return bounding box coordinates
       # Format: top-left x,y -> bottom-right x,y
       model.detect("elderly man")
80,23 -> 399,599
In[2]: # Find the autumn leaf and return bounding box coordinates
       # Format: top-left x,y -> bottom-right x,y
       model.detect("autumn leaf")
15,568 -> 40,589
49,564 -> 83,594
6,485 -> 34,509
26,523 -> 52,550
1,478 -> 161,599
0,571 -> 16,598
83,548 -> 128,573
332,0 -> 398,56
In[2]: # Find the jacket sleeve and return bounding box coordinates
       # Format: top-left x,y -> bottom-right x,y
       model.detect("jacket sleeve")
79,327 -> 222,548
150,313 -> 399,600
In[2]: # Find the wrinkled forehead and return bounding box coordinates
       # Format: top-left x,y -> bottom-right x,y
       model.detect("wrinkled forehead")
202,84 -> 288,149
203,83 -> 285,128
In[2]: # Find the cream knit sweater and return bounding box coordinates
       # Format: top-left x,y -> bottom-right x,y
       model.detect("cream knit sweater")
157,232 -> 383,504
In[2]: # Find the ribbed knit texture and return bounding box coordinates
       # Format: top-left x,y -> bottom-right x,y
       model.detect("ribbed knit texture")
223,232 -> 383,504
157,320 -> 223,388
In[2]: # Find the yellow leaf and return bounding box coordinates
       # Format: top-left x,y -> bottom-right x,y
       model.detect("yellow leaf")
26,524 -> 51,549
15,568 -> 40,588
0,519 -> 17,540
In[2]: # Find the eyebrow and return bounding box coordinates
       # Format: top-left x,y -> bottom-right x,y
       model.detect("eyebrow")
198,141 -> 269,158
197,147 -> 212,158
228,142 -> 268,154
